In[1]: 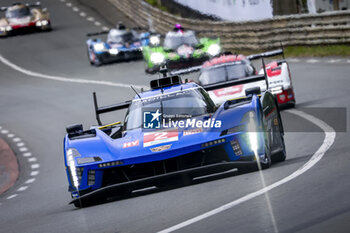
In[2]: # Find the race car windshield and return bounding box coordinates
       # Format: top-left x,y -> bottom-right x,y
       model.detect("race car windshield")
164,31 -> 198,50
108,31 -> 136,44
199,63 -> 248,85
125,88 -> 215,130
6,7 -> 31,18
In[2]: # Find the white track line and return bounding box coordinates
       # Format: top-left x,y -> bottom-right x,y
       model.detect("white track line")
22,152 -> 32,157
25,178 -> 36,184
326,59 -> 341,63
6,194 -> 18,200
7,134 -> 14,138
102,26 -> 109,31
288,58 -> 300,62
30,171 -> 39,176
86,17 -> 94,21
0,54 -> 147,90
13,137 -> 21,142
158,109 -> 336,233
17,186 -> 28,192
306,59 -> 319,63
79,12 -> 86,17
19,147 -> 28,152
31,164 -> 40,169
28,157 -> 37,162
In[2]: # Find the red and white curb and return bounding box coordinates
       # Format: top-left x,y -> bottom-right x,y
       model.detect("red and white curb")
0,125 -> 39,205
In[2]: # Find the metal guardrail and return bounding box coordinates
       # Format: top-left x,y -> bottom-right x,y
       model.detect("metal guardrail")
108,0 -> 350,50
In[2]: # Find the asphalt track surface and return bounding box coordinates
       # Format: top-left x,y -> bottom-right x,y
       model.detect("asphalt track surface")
0,1 -> 349,232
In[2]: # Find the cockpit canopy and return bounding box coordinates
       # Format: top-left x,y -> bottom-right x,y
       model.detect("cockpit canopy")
199,61 -> 256,85
124,87 -> 216,130
6,5 -> 31,18
164,30 -> 198,50
107,29 -> 138,44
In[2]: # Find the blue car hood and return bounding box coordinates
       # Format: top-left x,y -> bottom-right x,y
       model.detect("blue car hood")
65,101 -> 256,165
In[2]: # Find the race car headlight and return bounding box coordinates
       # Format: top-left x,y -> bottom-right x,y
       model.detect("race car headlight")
241,111 -> 259,157
109,48 -> 119,55
66,148 -> 81,188
150,35 -> 160,46
150,52 -> 165,64
207,44 -> 221,56
36,20 -> 48,27
93,43 -> 105,52
0,26 -> 10,32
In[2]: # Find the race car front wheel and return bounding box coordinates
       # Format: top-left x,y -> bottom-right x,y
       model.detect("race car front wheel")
87,50 -> 102,66
260,146 -> 271,170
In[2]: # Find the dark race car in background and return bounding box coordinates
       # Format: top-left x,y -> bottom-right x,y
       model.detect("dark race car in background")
86,24 -> 150,66
194,49 -> 296,108
142,24 -> 221,74
0,2 -> 51,37
64,72 -> 286,207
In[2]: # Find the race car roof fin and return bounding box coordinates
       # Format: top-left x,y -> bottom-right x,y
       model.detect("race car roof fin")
93,92 -> 131,125
261,57 -> 269,90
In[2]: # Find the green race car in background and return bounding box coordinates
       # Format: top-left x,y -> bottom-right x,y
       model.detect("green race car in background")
142,24 -> 221,74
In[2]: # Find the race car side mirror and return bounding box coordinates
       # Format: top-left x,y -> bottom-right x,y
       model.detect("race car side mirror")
245,87 -> 261,97
66,124 -> 83,134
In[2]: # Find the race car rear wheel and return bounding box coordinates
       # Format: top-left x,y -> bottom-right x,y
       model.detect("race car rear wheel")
260,147 -> 271,170
272,132 -> 286,163
272,111 -> 286,163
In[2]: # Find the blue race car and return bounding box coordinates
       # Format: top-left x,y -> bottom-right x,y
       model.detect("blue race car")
64,71 -> 286,207
86,23 -> 150,66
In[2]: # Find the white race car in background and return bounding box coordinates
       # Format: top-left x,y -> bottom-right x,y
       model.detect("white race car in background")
197,49 -> 296,108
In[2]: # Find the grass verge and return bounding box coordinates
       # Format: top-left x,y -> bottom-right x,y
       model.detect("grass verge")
284,45 -> 350,57
145,0 -> 169,12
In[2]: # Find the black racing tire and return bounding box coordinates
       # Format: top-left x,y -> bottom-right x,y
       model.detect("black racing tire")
260,150 -> 271,170
272,133 -> 286,163
260,111 -> 272,170
73,201 -> 82,208
272,113 -> 287,163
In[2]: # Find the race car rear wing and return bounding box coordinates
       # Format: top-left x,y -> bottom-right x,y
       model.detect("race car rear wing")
202,74 -> 266,92
169,65 -> 203,76
247,49 -> 284,60
93,92 -> 131,125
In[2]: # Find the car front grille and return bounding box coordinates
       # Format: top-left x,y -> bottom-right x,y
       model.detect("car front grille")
102,145 -> 229,187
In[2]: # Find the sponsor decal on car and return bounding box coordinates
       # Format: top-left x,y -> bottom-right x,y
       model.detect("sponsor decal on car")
150,144 -> 172,152
183,128 -> 203,136
123,140 -> 139,148
212,85 -> 243,97
143,130 -> 179,147
143,108 -> 222,130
